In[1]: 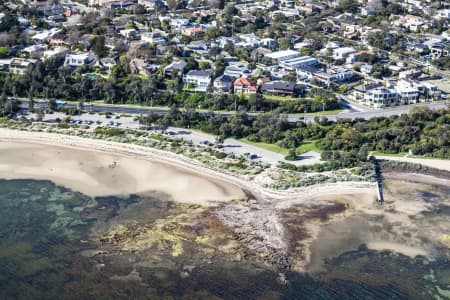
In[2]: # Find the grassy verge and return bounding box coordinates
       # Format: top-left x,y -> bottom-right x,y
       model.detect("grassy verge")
372,151 -> 407,157
240,138 -> 288,155
296,140 -> 321,154
240,138 -> 321,155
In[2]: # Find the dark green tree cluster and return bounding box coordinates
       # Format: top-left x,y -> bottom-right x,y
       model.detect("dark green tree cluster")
140,106 -> 449,160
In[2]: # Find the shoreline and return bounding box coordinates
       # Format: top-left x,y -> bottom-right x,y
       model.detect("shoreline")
1,128 -> 449,274
0,128 -> 377,205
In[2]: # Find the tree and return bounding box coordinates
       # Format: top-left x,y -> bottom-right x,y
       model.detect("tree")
338,0 -> 360,13
285,148 -> 298,161
92,35 -> 108,58
199,61 -> 211,70
0,12 -> 18,32
0,46 -> 8,58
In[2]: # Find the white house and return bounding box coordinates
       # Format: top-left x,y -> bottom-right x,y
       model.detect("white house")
141,32 -> 166,45
224,63 -> 251,78
434,9 -> 450,20
265,49 -> 301,62
64,52 -> 95,67
314,67 -> 354,85
43,46 -> 68,60
333,47 -> 357,60
395,79 -> 420,104
279,55 -> 318,70
364,87 -> 398,108
183,70 -> 212,92
170,18 -> 189,29
9,58 -> 37,75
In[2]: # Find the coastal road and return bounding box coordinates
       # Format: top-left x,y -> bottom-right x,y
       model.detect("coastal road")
19,99 -> 449,123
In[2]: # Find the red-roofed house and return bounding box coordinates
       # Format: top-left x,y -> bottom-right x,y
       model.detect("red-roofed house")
233,77 -> 257,94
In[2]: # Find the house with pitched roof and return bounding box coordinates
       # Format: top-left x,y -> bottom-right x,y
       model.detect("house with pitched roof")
233,77 -> 257,94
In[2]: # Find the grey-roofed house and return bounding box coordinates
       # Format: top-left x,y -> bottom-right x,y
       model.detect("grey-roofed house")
260,80 -> 295,96
213,75 -> 234,92
164,60 -> 187,77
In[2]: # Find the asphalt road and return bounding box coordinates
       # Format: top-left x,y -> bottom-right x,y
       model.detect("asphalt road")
19,99 -> 449,123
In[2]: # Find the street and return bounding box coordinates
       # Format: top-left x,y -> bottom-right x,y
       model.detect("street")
19,99 -> 449,124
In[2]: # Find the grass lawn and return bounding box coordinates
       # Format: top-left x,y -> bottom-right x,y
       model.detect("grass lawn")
240,138 -> 321,155
296,140 -> 321,154
372,151 -> 407,157
263,94 -> 300,101
240,138 -> 288,155
306,109 -> 344,115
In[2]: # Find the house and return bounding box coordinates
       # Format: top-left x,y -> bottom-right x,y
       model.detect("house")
0,58 -> 11,72
31,28 -> 61,44
265,49 -> 301,63
266,50 -> 318,70
43,46 -> 68,60
129,58 -> 148,75
64,52 -> 96,67
89,0 -> 123,6
224,63 -> 251,78
138,0 -> 164,9
170,18 -> 190,29
364,87 -> 398,108
430,41 -> 450,59
233,77 -> 258,94
280,55 -> 318,70
29,0 -> 49,9
403,14 -> 424,32
351,82 -> 382,101
434,9 -> 450,20
314,67 -> 354,86
182,27 -> 206,39
395,79 -> 420,104
251,48 -> 272,61
119,29 -> 138,39
48,33 -> 68,46
164,60 -> 187,77
398,69 -> 421,80
99,57 -> 116,71
9,58 -> 37,75
360,64 -> 373,75
260,80 -> 295,96
236,33 -> 261,48
183,70 -> 211,92
22,44 -> 47,58
141,32 -> 166,46
213,75 -> 234,92
333,47 -> 356,60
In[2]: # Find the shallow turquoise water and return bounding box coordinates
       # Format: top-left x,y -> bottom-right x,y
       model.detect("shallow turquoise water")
0,179 -> 448,300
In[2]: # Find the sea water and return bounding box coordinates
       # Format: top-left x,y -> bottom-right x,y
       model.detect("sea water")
0,179 -> 448,299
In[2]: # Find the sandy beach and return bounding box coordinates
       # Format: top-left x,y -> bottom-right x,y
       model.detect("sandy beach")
0,129 -> 246,206
0,128 -> 378,204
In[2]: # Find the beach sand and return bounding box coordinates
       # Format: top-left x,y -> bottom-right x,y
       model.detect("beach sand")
0,140 -> 245,206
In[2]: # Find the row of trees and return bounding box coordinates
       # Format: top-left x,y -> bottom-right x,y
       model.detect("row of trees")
0,56 -> 339,114
139,106 -> 449,160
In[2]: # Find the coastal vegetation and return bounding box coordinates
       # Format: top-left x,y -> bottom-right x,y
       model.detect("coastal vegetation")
0,116 -> 375,190
138,106 -> 450,161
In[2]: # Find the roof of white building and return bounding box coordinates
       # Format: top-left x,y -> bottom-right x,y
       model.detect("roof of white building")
265,50 -> 299,60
